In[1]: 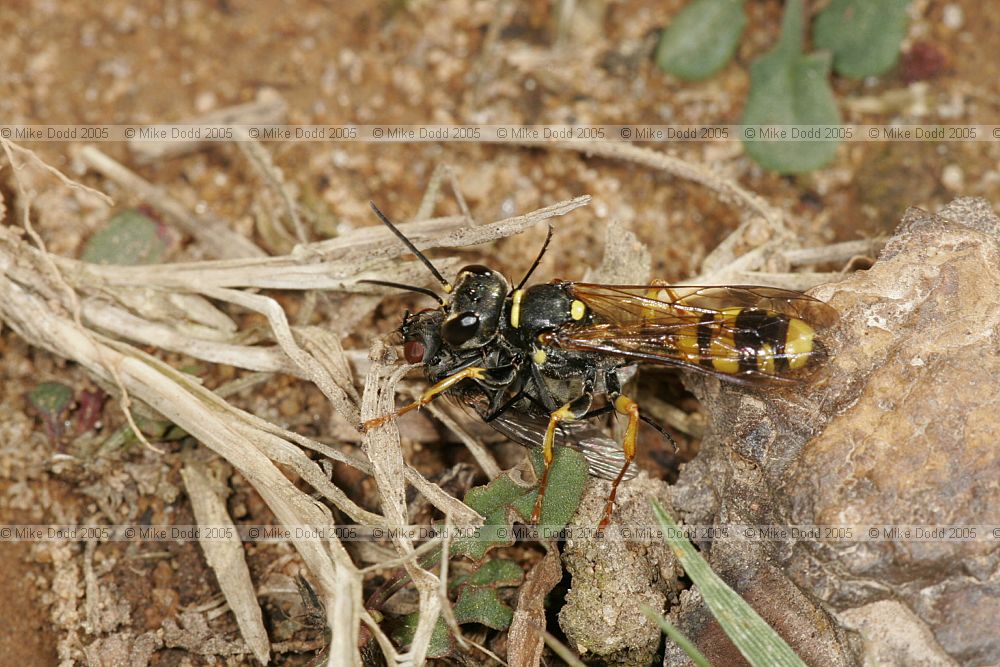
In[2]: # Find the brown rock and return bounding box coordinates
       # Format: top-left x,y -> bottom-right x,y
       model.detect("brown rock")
671,198 -> 1000,666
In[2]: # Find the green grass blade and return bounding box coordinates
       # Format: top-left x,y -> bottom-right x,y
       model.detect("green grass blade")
539,628 -> 589,667
651,500 -> 807,667
640,603 -> 713,667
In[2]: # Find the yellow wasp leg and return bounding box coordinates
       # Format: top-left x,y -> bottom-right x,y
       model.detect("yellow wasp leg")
364,367 -> 487,430
599,395 -> 640,531
530,402 -> 578,524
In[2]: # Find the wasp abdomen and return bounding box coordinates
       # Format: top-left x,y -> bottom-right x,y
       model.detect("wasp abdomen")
677,307 -> 819,376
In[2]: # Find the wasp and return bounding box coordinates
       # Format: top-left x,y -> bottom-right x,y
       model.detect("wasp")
362,204 -> 838,529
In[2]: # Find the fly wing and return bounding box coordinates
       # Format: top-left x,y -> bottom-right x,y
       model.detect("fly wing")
456,392 -> 637,482
487,410 -> 639,482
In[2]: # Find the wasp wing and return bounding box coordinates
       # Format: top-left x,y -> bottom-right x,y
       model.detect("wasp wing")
554,283 -> 838,384
568,283 -> 839,325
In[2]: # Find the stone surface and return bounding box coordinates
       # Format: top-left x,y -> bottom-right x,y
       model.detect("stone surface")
671,198 -> 1000,666
837,600 -> 958,667
559,473 -> 679,666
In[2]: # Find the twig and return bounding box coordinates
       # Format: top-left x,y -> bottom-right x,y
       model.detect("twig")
128,88 -> 288,164
182,459 -> 270,664
236,133 -> 310,245
782,238 -> 886,267
489,139 -> 782,232
415,163 -> 474,224
423,396 -> 503,479
436,512 -> 468,650
76,144 -> 266,259
469,0 -> 517,109
362,341 -> 444,666
3,139 -> 113,206
699,219 -> 784,276
308,194 -> 591,262
81,298 -> 301,375
202,287 -> 363,427
359,539 -> 445,576
0,274 -> 356,657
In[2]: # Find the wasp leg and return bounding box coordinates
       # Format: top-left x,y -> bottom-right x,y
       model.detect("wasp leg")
599,393 -> 640,531
530,392 -> 593,524
363,366 -> 487,430
581,404 -> 615,420
483,386 -> 527,423
639,414 -> 679,452
603,365 -> 677,452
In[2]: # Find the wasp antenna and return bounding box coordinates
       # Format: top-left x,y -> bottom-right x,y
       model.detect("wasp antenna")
515,224 -> 554,291
370,202 -> 454,293
358,279 -> 445,305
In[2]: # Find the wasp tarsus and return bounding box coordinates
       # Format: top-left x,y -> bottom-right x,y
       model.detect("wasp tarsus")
362,204 -> 837,530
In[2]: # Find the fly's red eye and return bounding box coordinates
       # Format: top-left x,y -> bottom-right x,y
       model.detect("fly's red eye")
403,340 -> 426,363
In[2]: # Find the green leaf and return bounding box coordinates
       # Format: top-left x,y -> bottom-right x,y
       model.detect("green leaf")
656,0 -> 748,80
741,0 -> 841,173
641,604 -> 712,667
454,474 -> 525,560
454,586 -> 515,630
466,559 -> 525,588
29,382 -> 74,419
524,447 -> 590,529
29,382 -> 74,439
82,209 -> 167,265
390,614 -> 454,659
651,500 -> 807,667
464,473 -> 529,518
814,0 -> 911,78
453,446 -> 589,559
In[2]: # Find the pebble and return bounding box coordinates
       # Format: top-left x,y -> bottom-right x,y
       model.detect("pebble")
941,164 -> 964,192
279,396 -> 303,417
942,4 -> 964,30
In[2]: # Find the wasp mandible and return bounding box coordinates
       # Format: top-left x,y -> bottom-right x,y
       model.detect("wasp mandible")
362,204 -> 837,529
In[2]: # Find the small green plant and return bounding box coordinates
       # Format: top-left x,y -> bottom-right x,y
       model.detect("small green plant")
813,0 -> 912,78
655,0 -> 748,81
453,446 -> 590,559
656,0 -> 912,173
82,208 -> 168,265
28,381 -> 75,440
376,446 -> 591,658
390,558 -> 525,658
741,0 -> 840,173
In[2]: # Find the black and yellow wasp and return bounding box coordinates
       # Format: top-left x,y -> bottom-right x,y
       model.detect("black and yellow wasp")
362,204 -> 838,528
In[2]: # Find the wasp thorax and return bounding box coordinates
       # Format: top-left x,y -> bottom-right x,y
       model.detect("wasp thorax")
442,265 -> 510,350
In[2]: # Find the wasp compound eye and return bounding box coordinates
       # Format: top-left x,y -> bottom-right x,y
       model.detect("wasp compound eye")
403,340 -> 426,364
442,311 -> 480,346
